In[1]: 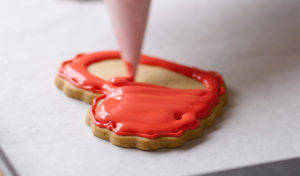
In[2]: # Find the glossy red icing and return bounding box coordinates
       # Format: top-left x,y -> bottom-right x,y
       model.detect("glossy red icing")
58,51 -> 225,139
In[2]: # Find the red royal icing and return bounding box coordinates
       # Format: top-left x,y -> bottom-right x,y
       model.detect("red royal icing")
58,51 -> 225,139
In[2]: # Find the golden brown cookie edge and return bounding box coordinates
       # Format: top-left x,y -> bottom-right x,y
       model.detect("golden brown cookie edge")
55,75 -> 100,104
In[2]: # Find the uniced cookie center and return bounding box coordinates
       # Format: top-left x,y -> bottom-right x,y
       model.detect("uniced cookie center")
87,59 -> 204,89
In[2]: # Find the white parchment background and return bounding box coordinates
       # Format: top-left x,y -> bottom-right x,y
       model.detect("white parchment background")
0,0 -> 300,175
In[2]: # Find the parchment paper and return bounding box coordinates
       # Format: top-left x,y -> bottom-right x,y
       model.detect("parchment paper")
1,0 -> 300,175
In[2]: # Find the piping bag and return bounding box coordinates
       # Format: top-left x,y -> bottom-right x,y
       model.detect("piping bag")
105,0 -> 151,82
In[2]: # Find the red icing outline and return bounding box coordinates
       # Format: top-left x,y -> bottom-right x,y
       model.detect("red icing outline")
58,51 -> 225,139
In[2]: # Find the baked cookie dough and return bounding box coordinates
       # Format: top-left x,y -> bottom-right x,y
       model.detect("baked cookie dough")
55,51 -> 227,150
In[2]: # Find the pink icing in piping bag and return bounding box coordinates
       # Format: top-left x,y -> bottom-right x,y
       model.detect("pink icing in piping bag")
105,0 -> 151,80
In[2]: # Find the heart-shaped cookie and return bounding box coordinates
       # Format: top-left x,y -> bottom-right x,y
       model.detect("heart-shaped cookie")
55,51 -> 227,150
